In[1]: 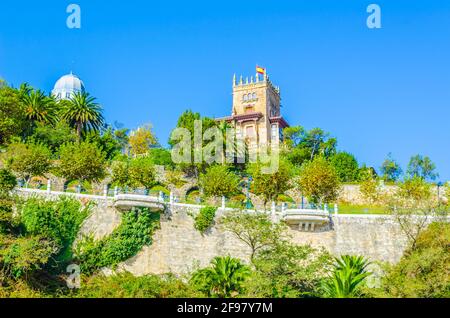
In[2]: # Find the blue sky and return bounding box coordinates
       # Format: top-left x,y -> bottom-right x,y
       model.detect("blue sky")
1,0 -> 449,180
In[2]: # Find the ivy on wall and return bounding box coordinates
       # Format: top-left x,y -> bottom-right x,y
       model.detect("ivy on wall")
194,206 -> 217,234
74,208 -> 160,275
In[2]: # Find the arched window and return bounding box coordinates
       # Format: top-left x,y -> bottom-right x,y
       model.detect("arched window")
243,94 -> 248,101
252,93 -> 256,100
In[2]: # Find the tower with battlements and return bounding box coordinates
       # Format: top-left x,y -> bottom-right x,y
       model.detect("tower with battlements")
216,70 -> 289,148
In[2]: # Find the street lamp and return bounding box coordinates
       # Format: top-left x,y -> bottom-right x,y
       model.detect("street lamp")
246,176 -> 253,209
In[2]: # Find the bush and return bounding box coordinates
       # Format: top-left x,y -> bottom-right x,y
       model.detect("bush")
20,197 -> 91,262
199,165 -> 239,198
75,272 -> 202,298
0,168 -> 17,195
0,234 -> 58,279
194,206 -> 217,234
75,209 -> 160,275
370,222 -> 450,298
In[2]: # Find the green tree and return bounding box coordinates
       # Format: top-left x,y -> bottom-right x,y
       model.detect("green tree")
148,148 -> 174,169
372,222 -> 450,298
406,154 -> 438,181
84,128 -> 122,161
380,153 -> 402,182
359,168 -> 380,204
4,142 -> 52,185
296,156 -> 340,206
169,110 -> 217,177
322,255 -> 371,298
282,126 -> 337,166
0,86 -> 27,144
60,91 -> 104,139
244,242 -> 333,298
20,88 -> 57,126
247,157 -> 294,206
329,152 -> 360,182
220,211 -> 287,262
128,156 -> 157,189
31,121 -> 77,152
200,165 -> 239,198
190,256 -> 251,298
397,176 -> 432,202
57,141 -> 106,184
129,124 -> 157,156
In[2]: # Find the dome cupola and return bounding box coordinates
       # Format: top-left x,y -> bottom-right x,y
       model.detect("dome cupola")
52,72 -> 85,100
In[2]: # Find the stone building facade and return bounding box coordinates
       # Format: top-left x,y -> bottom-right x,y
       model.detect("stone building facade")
216,71 -> 289,149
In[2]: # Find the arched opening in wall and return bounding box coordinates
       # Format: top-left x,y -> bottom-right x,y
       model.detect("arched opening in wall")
28,176 -> 48,190
277,194 -> 295,205
64,180 -> 93,194
185,186 -> 202,204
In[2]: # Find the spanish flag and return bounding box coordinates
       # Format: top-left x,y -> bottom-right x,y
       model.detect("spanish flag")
256,66 -> 265,75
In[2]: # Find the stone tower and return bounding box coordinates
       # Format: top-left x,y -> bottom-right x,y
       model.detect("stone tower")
216,70 -> 289,148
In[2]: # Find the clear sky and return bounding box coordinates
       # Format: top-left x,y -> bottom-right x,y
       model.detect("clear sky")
0,0 -> 449,180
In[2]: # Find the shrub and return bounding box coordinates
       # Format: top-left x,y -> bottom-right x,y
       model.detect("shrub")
199,165 -> 239,198
20,197 -> 91,262
0,234 -> 58,279
243,242 -> 333,298
76,272 -> 202,298
371,222 -> 450,298
190,256 -> 251,298
0,168 -> 17,196
75,209 -> 160,275
194,206 -> 217,234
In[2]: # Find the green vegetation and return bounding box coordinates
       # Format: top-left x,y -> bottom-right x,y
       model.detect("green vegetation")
75,209 -> 160,275
76,272 -> 201,298
59,91 -> 104,139
337,203 -> 387,215
200,165 -> 239,198
370,222 -> 450,298
406,154 -> 438,181
58,141 -> 107,184
322,255 -> 372,298
4,142 -> 52,185
220,211 -> 287,262
20,197 -> 91,263
296,156 -> 340,206
247,157 -> 294,206
329,152 -> 360,182
380,153 -> 402,182
245,242 -> 332,298
194,206 -> 217,234
190,256 -> 251,298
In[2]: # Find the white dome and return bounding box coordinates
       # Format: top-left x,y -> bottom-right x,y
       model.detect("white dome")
52,72 -> 85,100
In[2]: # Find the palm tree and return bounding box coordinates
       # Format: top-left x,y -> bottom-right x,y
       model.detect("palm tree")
60,91 -> 104,139
20,87 -> 57,126
190,256 -> 251,297
323,255 -> 371,298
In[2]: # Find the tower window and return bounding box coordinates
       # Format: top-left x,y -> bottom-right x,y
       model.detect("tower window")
252,93 -> 256,99
243,94 -> 248,101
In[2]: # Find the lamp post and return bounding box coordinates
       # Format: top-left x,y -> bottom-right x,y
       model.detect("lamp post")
246,176 -> 253,209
